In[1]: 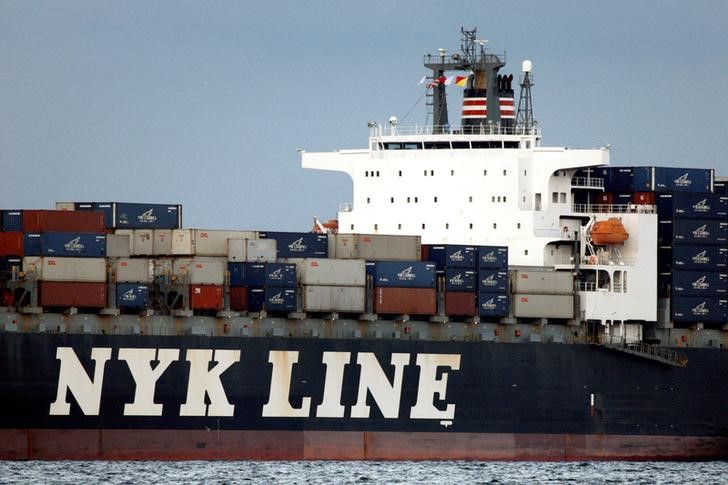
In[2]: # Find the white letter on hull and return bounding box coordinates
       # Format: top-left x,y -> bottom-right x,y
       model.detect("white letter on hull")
351,353 -> 410,419
119,348 -> 180,416
315,351 -> 351,418
179,349 -> 240,417
409,353 -> 461,420
49,347 -> 112,416
262,350 -> 311,417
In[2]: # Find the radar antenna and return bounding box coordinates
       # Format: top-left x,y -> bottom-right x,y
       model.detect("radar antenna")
516,60 -> 536,133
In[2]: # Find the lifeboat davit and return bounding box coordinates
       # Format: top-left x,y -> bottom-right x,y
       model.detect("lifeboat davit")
590,217 -> 629,245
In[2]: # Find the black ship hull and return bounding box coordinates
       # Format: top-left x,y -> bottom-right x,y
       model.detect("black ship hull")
1,333 -> 726,460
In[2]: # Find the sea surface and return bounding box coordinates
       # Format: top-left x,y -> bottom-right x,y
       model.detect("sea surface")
0,461 -> 726,484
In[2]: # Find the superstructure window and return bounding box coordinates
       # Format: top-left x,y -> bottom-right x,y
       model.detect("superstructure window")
398,223 -> 402,230
390,197 -> 394,203
350,224 -> 354,230
374,224 -> 378,230
367,197 -> 370,204
404,142 -> 422,150
469,196 -> 473,203
376,171 -> 380,177
504,141 -> 519,149
414,197 -> 418,203
422,223 -> 426,229
469,223 -> 473,229
560,193 -> 567,203
365,171 -> 369,177
407,197 -> 411,203
434,196 -> 438,203
472,141 -> 500,149
552,192 -> 558,203
452,141 -> 470,149
445,223 -> 449,229
430,170 -> 434,176
503,169 -> 507,176
451,170 -> 455,176
398,170 -> 402,176
493,223 -> 497,229
424,141 -> 450,149
517,222 -> 521,229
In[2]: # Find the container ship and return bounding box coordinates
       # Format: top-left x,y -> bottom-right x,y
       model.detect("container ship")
1,28 -> 727,461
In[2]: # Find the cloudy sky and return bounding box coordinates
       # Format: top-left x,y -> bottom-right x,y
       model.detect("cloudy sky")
2,0 -> 727,230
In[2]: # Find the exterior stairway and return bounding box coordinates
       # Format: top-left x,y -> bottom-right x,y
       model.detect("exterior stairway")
601,342 -> 689,368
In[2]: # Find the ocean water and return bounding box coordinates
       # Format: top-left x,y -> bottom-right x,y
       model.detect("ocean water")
0,461 -> 726,484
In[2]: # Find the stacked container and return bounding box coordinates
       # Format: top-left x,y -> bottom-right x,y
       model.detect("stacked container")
511,270 -> 574,319
259,231 -> 328,259
425,245 -> 478,317
476,246 -> 510,318
173,258 -> 226,311
66,202 -> 182,230
329,233 -> 421,261
371,260 -> 435,315
299,258 -> 366,313
114,258 -> 152,311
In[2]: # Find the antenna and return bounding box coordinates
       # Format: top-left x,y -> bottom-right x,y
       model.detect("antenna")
516,60 -> 536,134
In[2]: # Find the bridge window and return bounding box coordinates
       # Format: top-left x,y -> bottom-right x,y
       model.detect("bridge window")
504,141 -> 519,149
424,141 -> 450,149
404,142 -> 422,150
472,141 -> 500,149
452,141 -> 470,149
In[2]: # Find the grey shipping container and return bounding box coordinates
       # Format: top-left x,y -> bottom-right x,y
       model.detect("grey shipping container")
332,233 -> 421,261
106,234 -> 131,258
298,258 -> 366,287
303,285 -> 366,313
513,294 -> 574,319
511,270 -> 573,294
173,257 -> 226,285
153,229 -> 173,255
114,258 -> 153,283
22,257 -> 106,282
247,239 -> 277,262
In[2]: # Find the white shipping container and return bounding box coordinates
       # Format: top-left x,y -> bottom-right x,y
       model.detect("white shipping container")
513,294 -> 574,319
153,229 -> 173,255
247,239 -> 276,262
114,258 -> 153,283
511,270 -> 573,295
303,285 -> 365,313
23,257 -> 106,282
171,229 -> 194,255
106,234 -> 131,258
173,257 -> 226,285
227,239 -> 246,262
132,229 -> 154,256
299,258 -> 366,287
333,233 -> 421,261
172,229 -> 258,256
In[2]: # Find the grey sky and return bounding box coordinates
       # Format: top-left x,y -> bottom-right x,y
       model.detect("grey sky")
2,1 -> 727,230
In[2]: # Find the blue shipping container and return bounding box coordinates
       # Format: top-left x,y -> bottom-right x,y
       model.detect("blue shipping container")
373,261 -> 436,288
445,268 -> 476,292
478,292 -> 509,317
264,287 -> 296,311
1,211 -> 22,232
116,283 -> 149,309
671,270 -> 727,296
425,244 -> 477,269
672,296 -> 727,323
23,233 -> 106,257
670,219 -> 727,246
477,246 -> 508,269
247,288 -> 265,312
264,263 -> 296,287
76,202 -> 182,229
657,193 -> 728,220
260,231 -> 328,258
644,167 -> 713,193
228,262 -> 266,287
478,269 -> 509,293
0,257 -> 21,273
668,245 -> 728,270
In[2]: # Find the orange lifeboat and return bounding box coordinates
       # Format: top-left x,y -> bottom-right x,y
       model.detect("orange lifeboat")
590,217 -> 629,245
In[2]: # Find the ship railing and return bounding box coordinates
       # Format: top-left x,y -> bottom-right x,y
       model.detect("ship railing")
339,203 -> 353,213
572,203 -> 656,214
581,256 -> 637,267
571,177 -> 604,188
369,124 -> 540,137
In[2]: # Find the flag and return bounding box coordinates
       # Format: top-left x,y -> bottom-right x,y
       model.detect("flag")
455,76 -> 468,87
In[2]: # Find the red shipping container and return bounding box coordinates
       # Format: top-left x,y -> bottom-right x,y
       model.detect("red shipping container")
445,291 -> 476,316
597,193 -> 614,204
23,210 -> 106,233
190,285 -> 223,311
632,191 -> 656,205
0,232 -> 23,256
374,287 -> 436,315
230,286 -> 248,311
39,281 -> 107,308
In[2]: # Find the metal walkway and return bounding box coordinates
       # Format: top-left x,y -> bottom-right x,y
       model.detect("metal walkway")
602,342 -> 689,368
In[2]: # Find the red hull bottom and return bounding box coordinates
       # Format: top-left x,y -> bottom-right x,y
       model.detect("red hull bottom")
1,429 -> 726,461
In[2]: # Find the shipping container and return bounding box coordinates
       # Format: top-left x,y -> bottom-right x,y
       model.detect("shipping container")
171,229 -> 257,256
671,270 -> 727,296
23,257 -> 106,282
76,202 -> 182,229
173,258 -> 226,285
0,257 -> 21,274
247,288 -> 265,312
477,246 -> 509,269
299,258 -> 366,287
656,193 -> 728,220
445,268 -> 477,292
513,294 -> 574,319
189,285 -> 224,311
302,285 -> 366,313
666,245 -> 728,270
228,262 -> 265,287
259,231 -> 328,258
331,233 -> 421,261
1,211 -> 22,232
445,291 -> 476,316
23,233 -> 106,258
372,261 -> 436,288
22,210 -> 105,233
424,244 -> 477,269
0,232 -> 23,256
106,234 -> 131,258
597,192 -> 614,205
39,281 -> 106,308
671,296 -> 727,323
511,270 -> 573,294
229,286 -> 248,311
227,239 -> 246,262
114,258 -> 153,283
631,192 -> 656,205
153,229 -> 172,255
116,283 -> 149,310
54,202 -> 75,211
477,292 -> 509,318
264,287 -> 296,312
374,287 -> 436,315
714,179 -> 728,194
264,263 -> 296,288
613,193 -> 632,205
606,166 -> 713,193
666,219 -> 727,246
477,269 -> 509,293
246,239 -> 276,262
